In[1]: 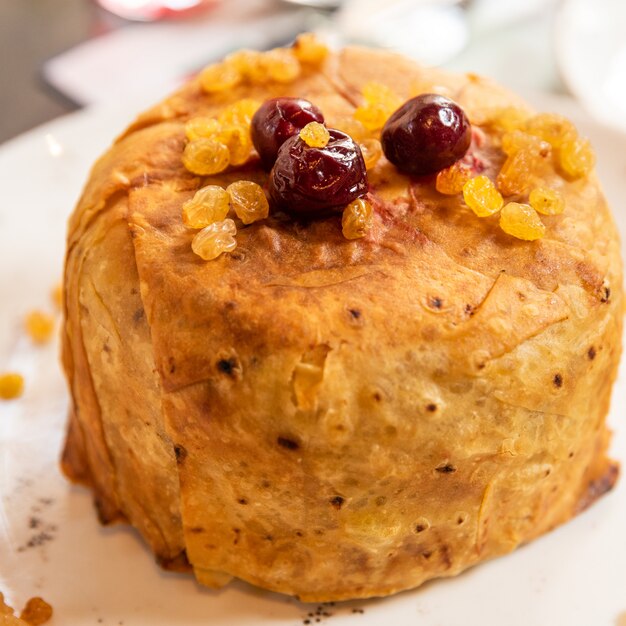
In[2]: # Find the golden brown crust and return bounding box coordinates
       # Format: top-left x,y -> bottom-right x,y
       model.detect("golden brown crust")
61,46 -> 623,601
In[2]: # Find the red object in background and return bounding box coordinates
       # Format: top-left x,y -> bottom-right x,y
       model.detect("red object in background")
95,0 -> 218,21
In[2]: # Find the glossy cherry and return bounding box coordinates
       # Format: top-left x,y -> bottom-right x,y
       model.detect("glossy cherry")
381,94 -> 471,176
251,97 -> 325,169
268,129 -> 368,216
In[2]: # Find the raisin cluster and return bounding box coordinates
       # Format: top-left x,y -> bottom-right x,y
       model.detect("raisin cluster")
181,38 -> 595,255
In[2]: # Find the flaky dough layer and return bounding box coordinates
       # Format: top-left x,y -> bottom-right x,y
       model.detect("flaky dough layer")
61,46 -> 622,601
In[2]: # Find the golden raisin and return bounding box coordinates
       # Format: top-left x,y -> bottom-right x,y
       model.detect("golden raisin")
332,117 -> 370,143
436,161 -> 472,195
354,82 -> 402,132
360,139 -> 383,170
501,132 -> 530,157
218,99 -> 261,127
183,138 -> 230,176
485,107 -> 530,133
218,125 -> 253,166
354,103 -> 391,132
500,202 -> 545,240
262,49 -> 301,83
0,593 -> 21,625
0,373 -> 24,400
524,113 -> 576,148
363,82 -> 401,107
184,117 -> 221,141
225,49 -> 262,80
463,176 -> 504,217
20,597 -> 53,626
191,219 -> 237,260
244,54 -> 270,83
293,33 -> 329,64
559,136 -> 595,179
299,122 -> 330,148
51,283 -> 63,310
200,62 -> 241,93
25,311 -> 55,344
497,153 -> 533,196
182,185 -> 230,228
227,181 -> 269,225
501,130 -> 551,157
342,198 -> 373,239
497,135 -> 552,196
529,187 -> 565,216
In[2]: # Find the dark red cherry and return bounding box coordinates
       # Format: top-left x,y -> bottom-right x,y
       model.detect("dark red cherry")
268,129 -> 368,216
381,94 -> 471,176
251,97 -> 325,169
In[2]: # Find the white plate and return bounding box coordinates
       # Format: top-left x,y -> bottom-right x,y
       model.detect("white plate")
555,0 -> 626,136
1,97 -> 625,626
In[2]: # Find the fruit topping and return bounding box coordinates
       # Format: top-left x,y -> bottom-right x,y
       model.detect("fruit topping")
499,202 -> 545,240
218,99 -> 261,127
183,138 -> 230,176
436,161 -> 472,195
251,97 -> 325,169
292,33 -> 329,64
200,46 -> 305,94
184,117 -> 221,141
262,48 -> 301,83
489,112 -> 593,189
218,125 -> 253,166
189,49 -> 585,244
381,94 -> 471,176
199,35 -> 326,96
299,122 -> 330,148
199,62 -> 241,93
529,187 -> 565,216
192,219 -> 238,260
227,181 -> 270,224
354,82 -> 403,132
342,198 -> 373,239
224,49 -> 262,81
462,175 -> 504,217
182,185 -> 230,228
497,132 -> 551,196
524,113 -> 576,148
182,100 -> 259,174
269,129 -> 368,216
483,107 -> 530,133
360,139 -> 383,170
501,130 -> 550,157
559,136 -> 595,179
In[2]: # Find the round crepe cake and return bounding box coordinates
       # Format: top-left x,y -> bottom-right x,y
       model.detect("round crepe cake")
61,39 -> 622,601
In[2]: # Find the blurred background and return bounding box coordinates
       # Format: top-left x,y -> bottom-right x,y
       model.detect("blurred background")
1,0 -> 626,143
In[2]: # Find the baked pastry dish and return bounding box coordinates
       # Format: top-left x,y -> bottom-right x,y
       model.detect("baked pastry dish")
61,36 -> 623,601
